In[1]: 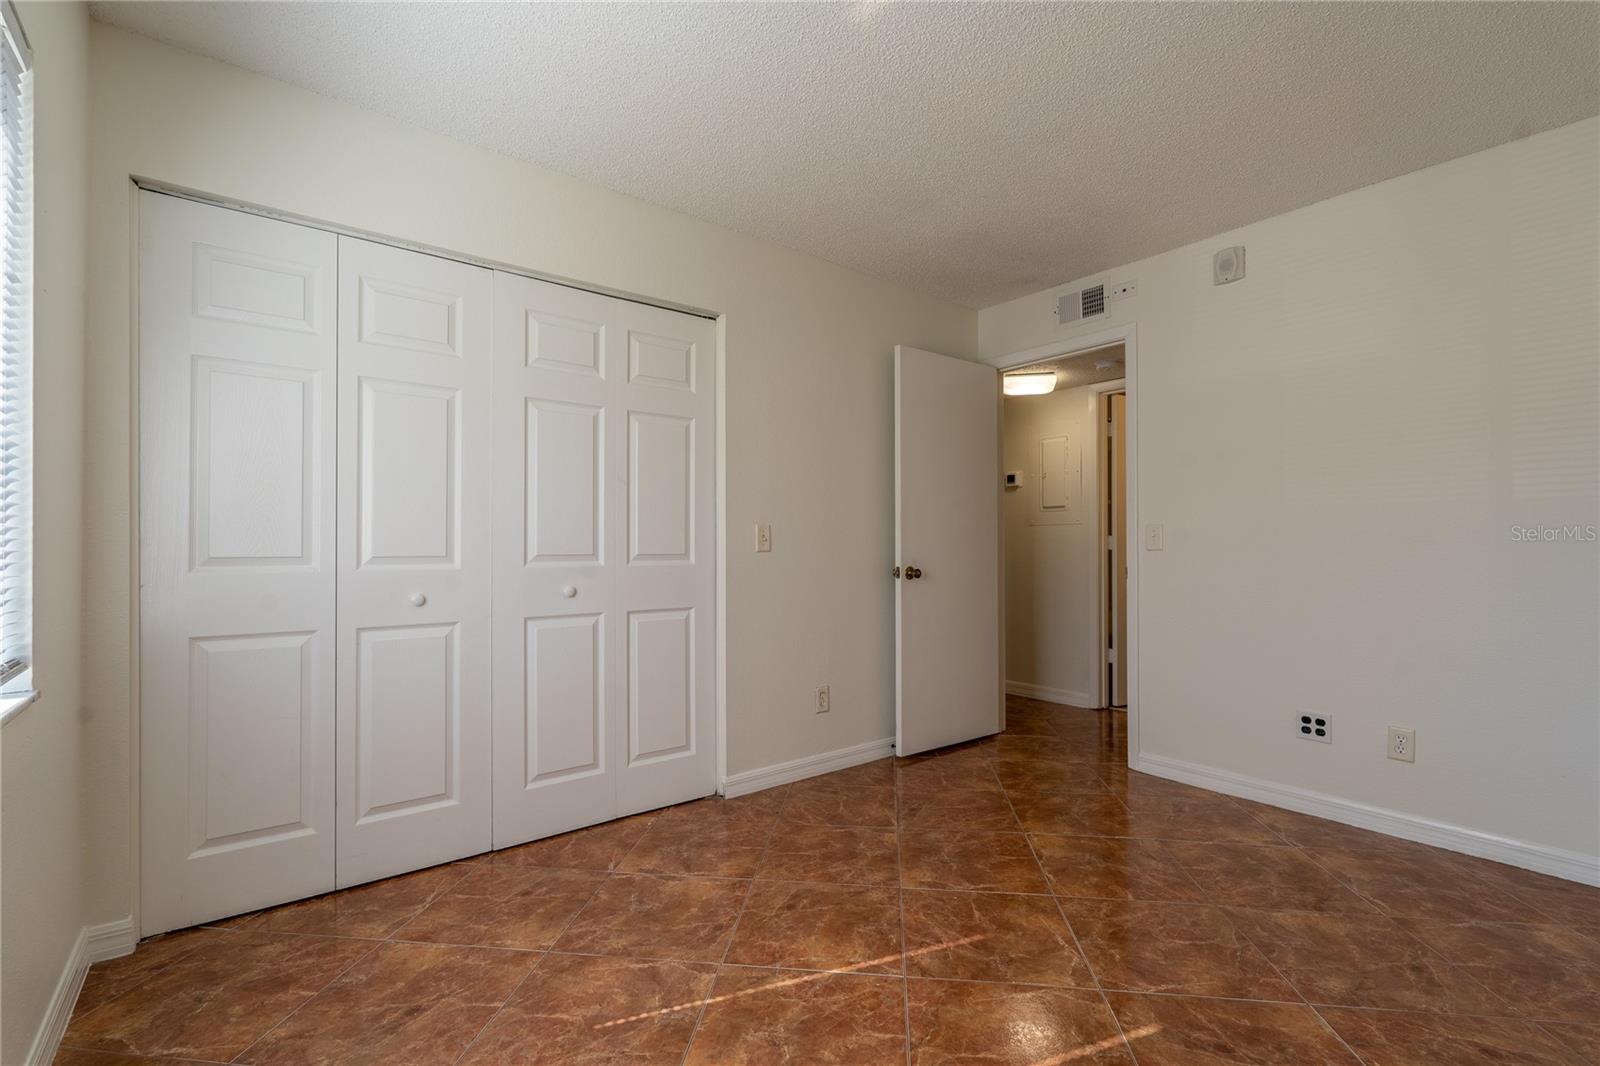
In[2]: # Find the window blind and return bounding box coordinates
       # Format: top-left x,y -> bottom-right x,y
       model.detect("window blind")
0,2 -> 30,695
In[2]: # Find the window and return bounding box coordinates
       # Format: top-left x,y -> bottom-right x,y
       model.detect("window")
0,1 -> 30,717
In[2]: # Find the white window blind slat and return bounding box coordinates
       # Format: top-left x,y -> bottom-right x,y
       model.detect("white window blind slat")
0,1 -> 31,695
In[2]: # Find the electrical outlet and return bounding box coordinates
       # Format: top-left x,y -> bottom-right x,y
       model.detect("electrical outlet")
815,685 -> 830,715
755,523 -> 772,552
1388,726 -> 1415,763
1297,712 -> 1331,742
1109,279 -> 1138,301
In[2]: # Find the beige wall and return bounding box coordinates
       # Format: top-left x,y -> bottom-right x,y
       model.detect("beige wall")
981,117 -> 1600,871
1002,384 -> 1104,705
1,3 -> 91,1061
81,25 -> 975,929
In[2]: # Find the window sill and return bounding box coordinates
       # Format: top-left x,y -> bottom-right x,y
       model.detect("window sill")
0,688 -> 40,726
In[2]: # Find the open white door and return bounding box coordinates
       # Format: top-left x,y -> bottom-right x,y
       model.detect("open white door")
894,346 -> 1002,756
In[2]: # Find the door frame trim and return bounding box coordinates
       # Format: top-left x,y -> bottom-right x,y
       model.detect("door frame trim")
127,181 -> 727,938
1089,378 -> 1127,712
987,322 -> 1139,762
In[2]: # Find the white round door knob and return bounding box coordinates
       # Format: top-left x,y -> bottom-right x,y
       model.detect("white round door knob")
409,592 -> 427,607
561,585 -> 578,599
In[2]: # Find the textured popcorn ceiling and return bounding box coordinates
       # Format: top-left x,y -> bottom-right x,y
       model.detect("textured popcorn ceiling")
91,2 -> 1599,308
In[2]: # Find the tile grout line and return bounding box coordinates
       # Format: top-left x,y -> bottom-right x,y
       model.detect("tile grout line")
227,935 -> 385,1064
674,800 -> 788,1066
1306,1003 -> 1373,1066
1002,768 -> 1143,1066
1218,898 -> 1370,1065
446,844 -> 626,1066
230,870 -> 472,1061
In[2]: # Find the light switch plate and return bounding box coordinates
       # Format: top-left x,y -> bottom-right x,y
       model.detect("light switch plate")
755,524 -> 772,552
1144,523 -> 1164,551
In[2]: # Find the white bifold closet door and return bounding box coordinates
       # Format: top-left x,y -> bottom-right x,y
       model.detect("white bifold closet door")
140,193 -> 715,934
335,237 -> 493,886
492,272 -> 717,847
139,193 -> 339,933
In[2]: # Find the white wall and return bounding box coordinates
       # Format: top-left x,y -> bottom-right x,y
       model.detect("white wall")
81,25 -> 975,928
981,118 -> 1600,871
1,3 -> 91,1062
1003,385 -> 1102,705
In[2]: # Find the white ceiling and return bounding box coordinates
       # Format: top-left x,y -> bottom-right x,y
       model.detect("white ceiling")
1008,344 -> 1126,391
91,2 -> 1599,308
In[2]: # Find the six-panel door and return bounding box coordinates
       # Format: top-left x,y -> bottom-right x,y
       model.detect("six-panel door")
139,193 -> 339,934
335,237 -> 494,888
491,273 -> 619,843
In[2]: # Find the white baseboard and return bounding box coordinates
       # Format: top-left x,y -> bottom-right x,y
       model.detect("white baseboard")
24,916 -> 136,1066
86,915 -> 137,964
1005,680 -> 1095,707
1135,752 -> 1600,888
721,737 -> 895,798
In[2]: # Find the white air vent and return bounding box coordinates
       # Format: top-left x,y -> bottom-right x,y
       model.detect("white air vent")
1080,284 -> 1105,318
1057,285 -> 1107,325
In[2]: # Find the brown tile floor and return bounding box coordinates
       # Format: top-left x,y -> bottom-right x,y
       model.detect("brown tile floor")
61,696 -> 1600,1065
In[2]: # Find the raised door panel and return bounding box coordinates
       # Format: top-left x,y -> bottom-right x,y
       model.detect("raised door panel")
527,399 -> 604,565
628,330 -> 695,392
627,608 -> 694,765
524,614 -> 605,784
528,309 -> 605,378
188,632 -> 315,853
194,243 -> 320,335
629,412 -> 694,564
354,624 -> 458,820
358,379 -> 459,567
140,192 -> 337,935
337,237 -> 492,887
192,358 -> 319,568
360,276 -> 462,358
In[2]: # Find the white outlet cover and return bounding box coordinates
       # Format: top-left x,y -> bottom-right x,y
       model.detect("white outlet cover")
1387,726 -> 1416,762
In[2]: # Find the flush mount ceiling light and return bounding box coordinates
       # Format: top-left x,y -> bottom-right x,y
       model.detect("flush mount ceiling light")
1003,371 -> 1057,396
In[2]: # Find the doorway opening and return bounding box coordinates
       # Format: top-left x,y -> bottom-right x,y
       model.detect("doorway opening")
998,340 -> 1130,718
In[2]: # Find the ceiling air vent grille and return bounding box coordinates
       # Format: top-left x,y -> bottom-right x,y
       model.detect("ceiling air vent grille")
1080,284 -> 1105,318
1056,285 -> 1107,325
